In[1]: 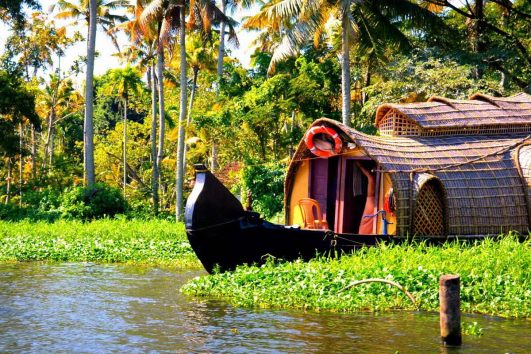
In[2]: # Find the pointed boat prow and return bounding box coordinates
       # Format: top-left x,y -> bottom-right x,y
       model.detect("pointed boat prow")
185,164 -> 245,232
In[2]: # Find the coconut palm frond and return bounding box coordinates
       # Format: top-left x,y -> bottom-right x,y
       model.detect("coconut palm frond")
358,5 -> 411,54
269,14 -> 321,73
55,10 -> 82,20
104,0 -> 131,9
420,1 -> 444,13
377,0 -> 448,34
243,0 -> 300,31
312,6 -> 334,47
139,0 -> 163,28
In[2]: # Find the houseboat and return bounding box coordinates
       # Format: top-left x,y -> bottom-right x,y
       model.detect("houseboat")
185,93 -> 531,273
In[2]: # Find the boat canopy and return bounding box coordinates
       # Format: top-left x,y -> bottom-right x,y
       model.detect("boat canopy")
286,93 -> 531,236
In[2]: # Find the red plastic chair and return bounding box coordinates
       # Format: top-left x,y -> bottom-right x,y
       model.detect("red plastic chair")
298,198 -> 329,230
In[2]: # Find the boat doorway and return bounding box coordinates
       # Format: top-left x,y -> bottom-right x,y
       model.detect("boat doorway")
336,158 -> 378,234
309,157 -> 339,230
309,157 -> 379,234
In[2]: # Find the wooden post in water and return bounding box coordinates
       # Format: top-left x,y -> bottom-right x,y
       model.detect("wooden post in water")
439,275 -> 461,346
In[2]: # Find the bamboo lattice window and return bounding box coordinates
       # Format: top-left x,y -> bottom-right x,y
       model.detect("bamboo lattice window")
421,124 -> 531,137
413,182 -> 446,236
379,111 -> 422,136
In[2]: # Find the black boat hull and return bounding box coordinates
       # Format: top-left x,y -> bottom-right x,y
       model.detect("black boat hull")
188,214 -> 394,273
185,165 -> 392,273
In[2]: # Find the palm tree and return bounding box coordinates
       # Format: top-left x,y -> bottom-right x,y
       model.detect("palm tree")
140,0 -> 234,221
175,2 -> 187,222
186,34 -> 217,125
245,0 -> 445,127
51,0 -> 130,53
138,0 -> 171,210
85,0 -> 97,186
215,0 -> 243,84
179,34 -> 216,176
52,0 -> 130,186
112,6 -> 161,211
40,74 -> 79,168
209,0 -> 239,173
126,40 -> 161,211
101,66 -> 143,196
139,0 -> 181,216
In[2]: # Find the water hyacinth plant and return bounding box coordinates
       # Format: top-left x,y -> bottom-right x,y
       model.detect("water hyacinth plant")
0,220 -> 200,268
182,235 -> 530,318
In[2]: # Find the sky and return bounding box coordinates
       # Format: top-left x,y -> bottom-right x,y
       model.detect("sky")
0,0 -> 258,85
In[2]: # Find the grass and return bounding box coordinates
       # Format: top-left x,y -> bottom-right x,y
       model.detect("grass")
0,219 -> 201,268
181,235 -> 530,318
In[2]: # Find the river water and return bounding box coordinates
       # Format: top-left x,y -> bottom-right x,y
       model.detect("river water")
0,262 -> 529,353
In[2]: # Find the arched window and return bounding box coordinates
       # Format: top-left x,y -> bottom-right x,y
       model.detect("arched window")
413,177 -> 447,237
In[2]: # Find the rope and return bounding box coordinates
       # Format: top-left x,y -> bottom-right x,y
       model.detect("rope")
186,216 -> 247,232
339,278 -> 418,308
327,233 -> 384,248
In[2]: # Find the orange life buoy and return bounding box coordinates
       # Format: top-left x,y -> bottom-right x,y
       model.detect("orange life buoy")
304,126 -> 342,158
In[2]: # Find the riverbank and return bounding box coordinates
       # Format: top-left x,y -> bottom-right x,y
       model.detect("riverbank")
182,236 -> 530,318
0,220 -> 200,268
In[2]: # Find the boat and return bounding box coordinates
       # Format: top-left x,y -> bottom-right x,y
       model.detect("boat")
185,165 -> 393,273
185,93 -> 531,273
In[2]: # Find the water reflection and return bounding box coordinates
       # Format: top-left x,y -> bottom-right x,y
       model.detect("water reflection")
0,263 -> 529,353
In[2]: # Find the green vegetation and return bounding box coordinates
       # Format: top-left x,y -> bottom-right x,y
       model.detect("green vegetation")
182,236 -> 530,318
1,1 -> 529,220
463,321 -> 484,336
0,184 -> 131,221
241,162 -> 286,219
0,219 -> 200,268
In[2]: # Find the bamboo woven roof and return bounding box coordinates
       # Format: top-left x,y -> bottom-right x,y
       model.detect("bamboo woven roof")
286,117 -> 531,236
375,92 -> 531,131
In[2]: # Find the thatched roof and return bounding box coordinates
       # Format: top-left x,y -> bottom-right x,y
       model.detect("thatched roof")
286,117 -> 531,236
375,93 -> 531,133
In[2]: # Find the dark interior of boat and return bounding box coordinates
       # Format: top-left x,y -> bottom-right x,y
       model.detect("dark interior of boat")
309,157 -> 376,234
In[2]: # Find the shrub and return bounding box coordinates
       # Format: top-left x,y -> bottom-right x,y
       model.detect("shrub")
0,203 -> 29,221
0,201 -> 60,222
23,187 -> 62,211
241,162 -> 286,219
59,183 -> 127,219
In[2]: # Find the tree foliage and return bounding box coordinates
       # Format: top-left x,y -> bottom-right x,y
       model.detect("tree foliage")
0,0 -> 528,218
0,71 -> 39,155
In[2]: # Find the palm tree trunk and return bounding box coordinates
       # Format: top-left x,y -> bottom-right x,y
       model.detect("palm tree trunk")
212,0 -> 226,173
289,110 -> 295,158
84,0 -> 97,187
150,65 -> 159,213
182,67 -> 199,175
48,122 -> 55,167
341,12 -> 351,127
31,123 -> 36,180
123,96 -> 128,197
216,0 -> 226,86
6,157 -> 11,204
186,67 -> 199,125
19,122 -> 23,207
44,109 -> 54,169
175,6 -> 187,222
211,143 -> 218,171
156,33 -> 166,173
362,63 -> 371,104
